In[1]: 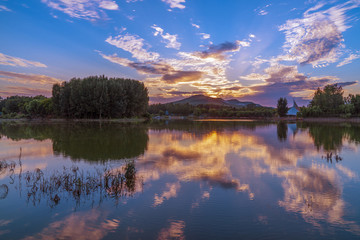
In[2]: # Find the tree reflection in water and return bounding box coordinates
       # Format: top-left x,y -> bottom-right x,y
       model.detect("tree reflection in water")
0,121 -> 360,239
0,122 -> 149,162
277,121 -> 288,142
298,122 -> 360,152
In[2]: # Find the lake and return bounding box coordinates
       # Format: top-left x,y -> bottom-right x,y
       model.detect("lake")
0,120 -> 359,239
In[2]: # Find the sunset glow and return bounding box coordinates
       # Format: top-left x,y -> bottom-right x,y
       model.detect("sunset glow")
0,1 -> 359,106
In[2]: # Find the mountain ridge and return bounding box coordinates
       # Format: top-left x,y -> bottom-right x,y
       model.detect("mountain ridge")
170,95 -> 263,108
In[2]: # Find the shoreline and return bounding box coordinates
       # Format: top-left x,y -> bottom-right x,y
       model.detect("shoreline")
0,118 -> 147,123
300,117 -> 360,123
1,117 -> 360,123
152,116 -> 360,123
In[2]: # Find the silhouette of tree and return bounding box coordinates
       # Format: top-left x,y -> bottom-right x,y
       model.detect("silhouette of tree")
277,97 -> 289,117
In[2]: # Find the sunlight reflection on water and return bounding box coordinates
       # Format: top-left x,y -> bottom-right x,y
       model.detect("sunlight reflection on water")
0,121 -> 359,239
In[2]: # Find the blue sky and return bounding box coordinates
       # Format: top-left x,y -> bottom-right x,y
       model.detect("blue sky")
0,0 -> 360,106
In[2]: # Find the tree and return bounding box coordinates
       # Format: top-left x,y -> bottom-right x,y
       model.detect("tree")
277,97 -> 288,117
52,76 -> 148,119
25,98 -> 53,117
310,84 -> 344,115
349,94 -> 360,115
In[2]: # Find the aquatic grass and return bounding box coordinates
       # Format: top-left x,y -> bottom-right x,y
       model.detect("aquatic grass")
0,159 -> 140,207
321,152 -> 343,163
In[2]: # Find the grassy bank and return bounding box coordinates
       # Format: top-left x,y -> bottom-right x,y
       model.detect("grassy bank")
154,115 -> 360,123
2,116 -> 360,124
0,118 -> 148,123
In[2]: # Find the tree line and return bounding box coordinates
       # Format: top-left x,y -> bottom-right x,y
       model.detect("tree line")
0,95 -> 53,118
0,76 -> 149,119
276,84 -> 360,118
148,103 -> 275,118
300,84 -> 360,117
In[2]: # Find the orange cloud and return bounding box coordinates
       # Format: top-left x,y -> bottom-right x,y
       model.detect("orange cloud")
0,71 -> 62,97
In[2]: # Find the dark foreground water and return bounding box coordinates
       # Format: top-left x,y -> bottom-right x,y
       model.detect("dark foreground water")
0,120 -> 360,240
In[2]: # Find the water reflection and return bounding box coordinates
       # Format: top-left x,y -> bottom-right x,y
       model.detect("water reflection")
24,210 -> 119,240
0,122 -> 148,161
135,121 -> 360,234
277,121 -> 288,142
158,220 -> 186,240
298,122 -> 360,152
0,121 -> 360,239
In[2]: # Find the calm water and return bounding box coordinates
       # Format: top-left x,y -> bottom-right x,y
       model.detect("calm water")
0,120 -> 360,239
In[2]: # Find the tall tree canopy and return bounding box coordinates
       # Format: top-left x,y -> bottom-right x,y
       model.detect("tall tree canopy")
310,84 -> 344,114
52,76 -> 148,119
277,97 -> 288,117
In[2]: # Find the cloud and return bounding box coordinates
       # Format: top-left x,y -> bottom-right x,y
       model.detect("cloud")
98,1 -> 118,10
199,33 -> 210,40
162,0 -> 186,9
239,73 -> 267,81
191,23 -> 200,29
101,32 -> 251,99
0,71 -> 62,97
264,65 -> 306,83
194,41 -> 248,60
98,51 -> 172,74
98,51 -> 202,83
0,53 -> 47,68
98,52 -> 132,66
129,62 -> 175,75
105,33 -> 160,61
0,86 -> 54,97
279,1 -> 360,67
42,0 -> 119,21
237,64 -> 357,106
100,38 -> 238,83
337,52 -> 360,67
0,5 -> 11,12
151,25 -> 181,50
258,10 -> 268,15
0,71 -> 61,85
101,35 -> 354,105
162,71 -> 203,83
164,90 -> 205,96
255,4 -> 271,16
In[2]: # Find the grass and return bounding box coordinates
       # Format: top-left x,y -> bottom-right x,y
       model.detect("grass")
0,158 -> 141,207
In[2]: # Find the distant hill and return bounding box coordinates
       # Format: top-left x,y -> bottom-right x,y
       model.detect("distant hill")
170,95 -> 263,108
225,99 -> 262,108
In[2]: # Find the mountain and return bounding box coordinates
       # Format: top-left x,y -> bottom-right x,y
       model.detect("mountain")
170,95 -> 263,108
225,99 -> 262,108
171,95 -> 227,106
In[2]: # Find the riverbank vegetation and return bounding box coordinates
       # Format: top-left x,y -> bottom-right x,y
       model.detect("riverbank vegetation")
298,84 -> 360,118
1,79 -> 359,120
0,76 -> 148,119
277,97 -> 289,117
148,103 -> 275,118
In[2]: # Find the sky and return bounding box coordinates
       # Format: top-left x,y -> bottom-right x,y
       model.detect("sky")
0,0 -> 360,106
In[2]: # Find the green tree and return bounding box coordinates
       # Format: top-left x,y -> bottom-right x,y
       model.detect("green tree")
277,97 -> 288,117
349,94 -> 360,115
52,76 -> 148,119
310,84 -> 344,115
